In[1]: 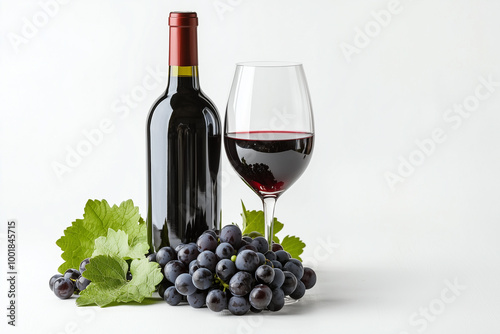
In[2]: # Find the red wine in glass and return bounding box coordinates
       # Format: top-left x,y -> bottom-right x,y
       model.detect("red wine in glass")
224,131 -> 314,198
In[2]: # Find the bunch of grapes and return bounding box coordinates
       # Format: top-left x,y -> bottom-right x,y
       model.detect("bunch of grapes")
151,225 -> 317,315
49,258 -> 91,299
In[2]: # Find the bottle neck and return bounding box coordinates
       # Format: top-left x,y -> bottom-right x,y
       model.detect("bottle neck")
167,66 -> 200,92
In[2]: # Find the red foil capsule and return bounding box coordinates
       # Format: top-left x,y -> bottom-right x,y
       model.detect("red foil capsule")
168,12 -> 198,66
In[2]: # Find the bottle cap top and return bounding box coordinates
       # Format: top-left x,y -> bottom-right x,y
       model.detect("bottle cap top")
169,12 -> 198,27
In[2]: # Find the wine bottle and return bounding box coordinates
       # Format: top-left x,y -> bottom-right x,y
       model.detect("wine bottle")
146,12 -> 221,252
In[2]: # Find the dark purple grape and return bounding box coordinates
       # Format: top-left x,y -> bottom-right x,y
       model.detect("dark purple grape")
269,268 -> 285,289
228,296 -> 251,315
251,236 -> 269,253
197,233 -> 218,252
264,251 -> 276,261
79,258 -> 90,273
249,284 -> 272,310
206,289 -> 227,312
189,259 -> 200,275
49,274 -> 63,291
219,225 -> 242,248
257,252 -> 266,265
237,244 -> 258,254
164,286 -> 182,306
202,230 -> 218,238
215,242 -> 235,261
267,288 -> 285,312
229,271 -> 253,296
156,246 -> 176,267
76,276 -> 91,291
275,250 -> 291,265
271,243 -> 283,252
282,271 -> 298,295
175,243 -> 185,253
197,251 -> 217,272
192,267 -> 213,290
175,273 -> 196,296
235,250 -> 260,272
177,244 -> 200,265
187,289 -> 208,308
164,260 -> 188,283
147,253 -> 157,262
53,277 -> 74,299
271,260 -> 282,269
255,265 -> 275,284
290,280 -> 306,300
216,259 -> 236,282
64,269 -> 81,281
283,258 -> 304,280
242,236 -> 253,243
301,267 -> 317,289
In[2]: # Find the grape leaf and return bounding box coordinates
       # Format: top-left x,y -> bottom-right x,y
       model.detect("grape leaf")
77,255 -> 163,307
92,228 -> 149,260
56,199 -> 146,273
240,201 -> 283,243
280,235 -> 305,261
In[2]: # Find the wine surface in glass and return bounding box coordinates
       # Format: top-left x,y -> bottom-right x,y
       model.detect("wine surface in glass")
224,131 -> 314,198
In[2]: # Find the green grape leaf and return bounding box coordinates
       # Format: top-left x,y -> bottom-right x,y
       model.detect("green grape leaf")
92,228 -> 149,260
280,235 -> 306,261
56,199 -> 146,273
77,255 -> 163,307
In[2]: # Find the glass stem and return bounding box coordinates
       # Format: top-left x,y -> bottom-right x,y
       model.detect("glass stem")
263,196 -> 277,251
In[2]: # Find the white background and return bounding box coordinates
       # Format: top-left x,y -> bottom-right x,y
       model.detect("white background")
1,0 -> 500,333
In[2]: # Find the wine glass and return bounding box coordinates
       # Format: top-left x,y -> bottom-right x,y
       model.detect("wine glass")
224,61 -> 314,250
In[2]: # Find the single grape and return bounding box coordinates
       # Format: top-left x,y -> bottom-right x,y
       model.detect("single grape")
164,286 -> 182,306
187,289 -> 208,308
189,259 -> 200,275
215,259 -> 236,282
271,260 -> 282,269
267,288 -> 285,312
164,260 -> 188,284
269,268 -> 285,289
282,271 -> 298,295
271,243 -> 284,252
175,243 -> 185,253
49,274 -> 63,291
206,289 -> 227,312
283,258 -> 304,280
237,244 -> 258,254
251,236 -> 269,253
192,267 -> 213,290
290,280 -> 306,300
249,284 -> 272,310
264,251 -> 276,261
228,296 -> 251,315
175,273 -> 197,296
229,271 -> 253,296
53,277 -> 74,299
255,265 -> 275,284
219,225 -> 242,248
235,250 -> 260,272
275,250 -> 291,265
76,276 -> 91,291
257,252 -> 266,265
197,233 -> 218,252
79,258 -> 90,273
301,267 -> 317,289
156,247 -> 176,267
197,250 -> 217,272
177,244 -> 200,265
242,236 -> 253,243
64,268 -> 81,281
147,253 -> 157,262
215,242 -> 235,261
